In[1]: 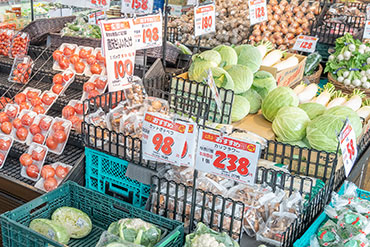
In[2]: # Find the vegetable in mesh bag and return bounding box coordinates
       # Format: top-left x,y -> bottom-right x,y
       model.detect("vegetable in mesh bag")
29,218 -> 70,244
184,222 -> 239,247
96,231 -> 144,247
298,102 -> 326,120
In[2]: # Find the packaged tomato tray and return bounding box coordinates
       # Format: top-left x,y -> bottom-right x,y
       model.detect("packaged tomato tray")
52,43 -> 78,71
35,162 -> 72,192
72,46 -> 94,75
8,55 -> 34,84
51,69 -> 75,96
20,143 -> 48,181
33,91 -> 58,115
62,100 -> 85,133
0,104 -> 19,135
9,32 -> 30,58
26,114 -> 54,146
0,29 -> 14,56
0,134 -> 14,169
94,48 -> 106,67
81,75 -> 108,101
11,109 -> 37,143
45,117 -> 72,155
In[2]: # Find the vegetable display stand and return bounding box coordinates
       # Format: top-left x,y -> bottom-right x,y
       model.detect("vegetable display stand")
304,63 -> 323,85
0,181 -> 184,247
328,72 -> 370,97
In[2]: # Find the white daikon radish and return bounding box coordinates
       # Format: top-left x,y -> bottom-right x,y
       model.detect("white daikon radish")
326,90 -> 347,109
293,83 -> 306,95
312,83 -> 335,106
343,89 -> 365,111
256,40 -> 273,59
357,99 -> 370,121
261,50 -> 285,67
298,83 -> 318,103
273,56 -> 299,71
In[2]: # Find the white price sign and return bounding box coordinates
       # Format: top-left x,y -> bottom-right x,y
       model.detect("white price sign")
142,112 -> 188,166
100,19 -> 136,92
133,13 -> 163,50
364,21 -> 370,39
121,0 -> 154,14
88,11 -> 106,24
249,0 -> 267,25
86,0 -> 110,10
367,4 -> 370,20
195,129 -> 261,184
293,35 -> 318,53
338,120 -> 358,177
194,3 -> 216,37
206,69 -> 222,114
178,121 -> 198,167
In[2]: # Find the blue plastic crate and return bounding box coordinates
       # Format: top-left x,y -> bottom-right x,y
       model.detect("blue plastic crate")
85,147 -> 151,209
294,183 -> 370,247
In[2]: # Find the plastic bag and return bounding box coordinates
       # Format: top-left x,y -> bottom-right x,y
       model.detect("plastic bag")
95,231 -> 144,247
281,191 -> 303,215
316,219 -> 342,247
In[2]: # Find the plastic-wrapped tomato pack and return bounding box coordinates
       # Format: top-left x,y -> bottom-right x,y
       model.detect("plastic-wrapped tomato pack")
20,143 -> 48,181
51,69 -> 75,96
11,109 -> 37,143
0,134 -> 13,169
9,32 -> 30,58
45,118 -> 72,155
0,104 -> 19,135
62,100 -> 85,133
8,55 -> 33,84
25,114 -> 54,146
35,162 -> 71,192
0,29 -> 14,56
81,75 -> 108,101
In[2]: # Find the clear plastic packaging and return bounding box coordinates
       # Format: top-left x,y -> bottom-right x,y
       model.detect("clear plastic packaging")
26,114 -> 54,146
143,97 -> 170,115
315,219 -> 342,247
81,75 -> 108,101
62,100 -> 85,133
11,109 -> 37,143
8,55 -> 33,84
20,143 -> 48,181
0,104 -> 19,135
35,162 -> 72,192
281,191 -> 303,215
124,81 -> 147,107
95,231 -> 143,247
23,87 -> 41,102
72,46 -> 93,75
119,112 -> 143,139
0,134 -> 13,169
51,69 -> 75,96
45,118 -> 72,155
52,43 -> 77,71
38,91 -> 58,113
0,29 -> 14,56
9,32 -> 30,58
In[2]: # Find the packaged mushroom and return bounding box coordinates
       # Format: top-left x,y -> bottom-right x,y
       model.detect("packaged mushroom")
85,108 -> 109,144
144,97 -> 169,115
124,81 -> 147,107
119,112 -> 143,139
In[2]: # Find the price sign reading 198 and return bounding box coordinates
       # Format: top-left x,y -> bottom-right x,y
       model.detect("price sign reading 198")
194,3 -> 216,37
133,13 -> 163,50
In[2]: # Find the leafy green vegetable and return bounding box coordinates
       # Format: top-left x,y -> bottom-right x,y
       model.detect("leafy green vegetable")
192,50 -> 221,67
272,106 -> 310,142
176,42 -> 192,55
234,45 -> 262,73
252,71 -> 277,99
29,218 -> 70,244
213,45 -> 238,67
96,231 -> 144,247
324,106 -> 362,137
224,64 -> 253,94
240,88 -> 262,114
188,60 -> 216,82
205,67 -> 234,90
261,87 -> 299,122
231,95 -> 250,122
281,140 -> 310,149
304,52 -> 322,76
299,102 -> 326,120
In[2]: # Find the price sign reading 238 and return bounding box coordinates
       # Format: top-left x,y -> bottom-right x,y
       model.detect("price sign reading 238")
195,129 -> 261,184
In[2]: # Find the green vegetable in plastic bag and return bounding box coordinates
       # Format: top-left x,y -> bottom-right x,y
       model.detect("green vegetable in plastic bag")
96,231 -> 144,247
316,220 -> 341,247
304,52 -> 322,76
29,218 -> 70,244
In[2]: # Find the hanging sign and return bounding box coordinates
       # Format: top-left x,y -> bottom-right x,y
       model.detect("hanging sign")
293,35 -> 318,53
194,3 -> 216,37
364,21 -> 370,39
133,13 -> 163,50
338,120 -> 358,177
88,10 -> 106,24
249,0 -> 267,25
195,129 -> 261,184
205,69 -> 222,114
100,18 -> 136,92
121,0 -> 154,14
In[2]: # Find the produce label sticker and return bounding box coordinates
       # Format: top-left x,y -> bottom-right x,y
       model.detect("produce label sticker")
100,19 -> 136,92
195,129 -> 261,184
194,3 -> 216,37
249,0 -> 267,25
206,69 -> 222,114
88,11 -> 106,25
178,121 -> 198,167
86,0 -> 110,10
142,112 -> 188,166
364,21 -> 370,39
338,120 -> 358,177
293,35 -> 318,53
133,13 -> 163,50
121,0 -> 154,14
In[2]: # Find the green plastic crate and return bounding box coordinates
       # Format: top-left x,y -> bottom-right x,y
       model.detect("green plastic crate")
0,181 -> 184,247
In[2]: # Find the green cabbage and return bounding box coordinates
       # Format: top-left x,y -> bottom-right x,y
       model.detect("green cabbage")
252,71 -> 277,99
192,50 -> 221,67
231,95 -> 250,122
299,103 -> 326,120
29,218 -> 70,244
96,231 -> 144,247
240,88 -> 262,114
224,64 -> 253,94
272,106 -> 310,142
282,140 -> 311,149
261,87 -> 299,122
324,106 -> 362,137
188,60 -> 216,82
205,67 -> 234,90
234,45 -> 262,73
213,45 -> 238,67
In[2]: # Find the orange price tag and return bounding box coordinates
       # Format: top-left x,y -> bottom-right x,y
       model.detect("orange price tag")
293,35 -> 318,53
133,13 -> 163,50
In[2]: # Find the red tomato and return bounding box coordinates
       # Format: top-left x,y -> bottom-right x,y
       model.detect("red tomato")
55,165 -> 69,179
44,177 -> 58,191
88,89 -> 100,99
30,96 -> 42,107
53,50 -> 63,62
69,54 -> 80,65
0,112 -> 9,123
6,106 -> 18,118
32,105 -> 46,115
63,46 -> 74,56
13,118 -> 22,129
39,117 -> 52,131
16,127 -> 28,141
83,82 -> 96,93
63,72 -> 73,82
26,90 -> 38,100
74,103 -> 84,115
0,138 -> 11,151
79,48 -> 91,59
41,165 -> 55,179
21,114 -> 34,126
0,153 -> 5,166
1,122 -> 12,135
29,123 -> 41,135
46,136 -> 58,150
96,51 -> 105,63
52,84 -> 64,95
59,56 -> 70,70
52,122 -> 65,132
53,130 -> 67,144
94,78 -> 107,90
32,133 -> 45,144
19,102 -> 31,111
0,97 -> 12,110
90,63 -> 102,75
62,105 -> 75,119
74,61 -> 86,74
14,93 -> 26,105
42,93 -> 55,105
86,55 -> 96,65
53,74 -> 63,84
32,148 -> 46,161
26,164 -> 39,179
20,153 -> 33,166
69,116 -> 82,133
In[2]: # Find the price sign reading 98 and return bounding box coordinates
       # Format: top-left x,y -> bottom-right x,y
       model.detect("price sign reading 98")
195,129 -> 261,184
133,13 -> 163,50
142,112 -> 188,166
121,0 -> 154,14
338,121 -> 358,177
194,3 -> 216,37
293,35 -> 318,53
100,19 -> 136,92
249,0 -> 267,25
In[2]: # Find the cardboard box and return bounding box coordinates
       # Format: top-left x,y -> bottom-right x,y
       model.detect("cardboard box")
259,53 -> 307,87
232,111 -> 275,140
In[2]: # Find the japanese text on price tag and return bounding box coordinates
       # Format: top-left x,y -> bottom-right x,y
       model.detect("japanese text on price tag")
86,0 -> 110,10
88,11 -> 106,24
133,13 -> 162,50
178,121 -> 197,167
364,21 -> 370,39
338,120 -> 358,177
142,112 -> 188,166
249,0 -> 267,25
206,69 -> 222,114
194,3 -> 216,37
195,129 -> 261,184
293,35 -> 318,53
121,0 -> 154,14
100,19 -> 136,92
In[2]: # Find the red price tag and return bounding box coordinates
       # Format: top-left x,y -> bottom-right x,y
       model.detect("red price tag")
132,0 -> 148,10
194,3 -> 216,37
114,59 -> 134,80
293,35 -> 318,53
133,13 -> 163,50
249,0 -> 267,25
195,129 -> 261,184
338,120 -> 358,177
121,0 -> 154,14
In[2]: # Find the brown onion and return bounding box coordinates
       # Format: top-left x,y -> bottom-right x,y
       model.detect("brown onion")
285,11 -> 293,18
260,24 -> 267,32
286,33 -> 295,40
270,20 -> 277,26
276,37 -> 284,45
293,6 -> 300,13
249,35 -> 256,41
281,0 -> 288,6
268,15 -> 273,21
270,0 -> 278,5
275,9 -> 283,15
263,31 -> 272,37
296,11 -> 304,18
270,37 -> 276,43
254,24 -> 260,30
280,45 -> 288,50
289,39 -> 296,46
274,32 -> 282,39
292,22 -> 299,28
280,20 -> 288,27
296,27 -> 303,35
281,15 -> 288,21
274,14 -> 280,21
297,18 -> 304,24
268,24 -> 275,31
282,27 -> 289,34
253,29 -> 262,36
255,35 -> 262,42
274,25 -> 282,32
272,5 -> 279,12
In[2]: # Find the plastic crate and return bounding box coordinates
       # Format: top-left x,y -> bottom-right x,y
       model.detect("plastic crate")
85,147 -> 151,209
294,182 -> 370,247
0,181 -> 184,247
